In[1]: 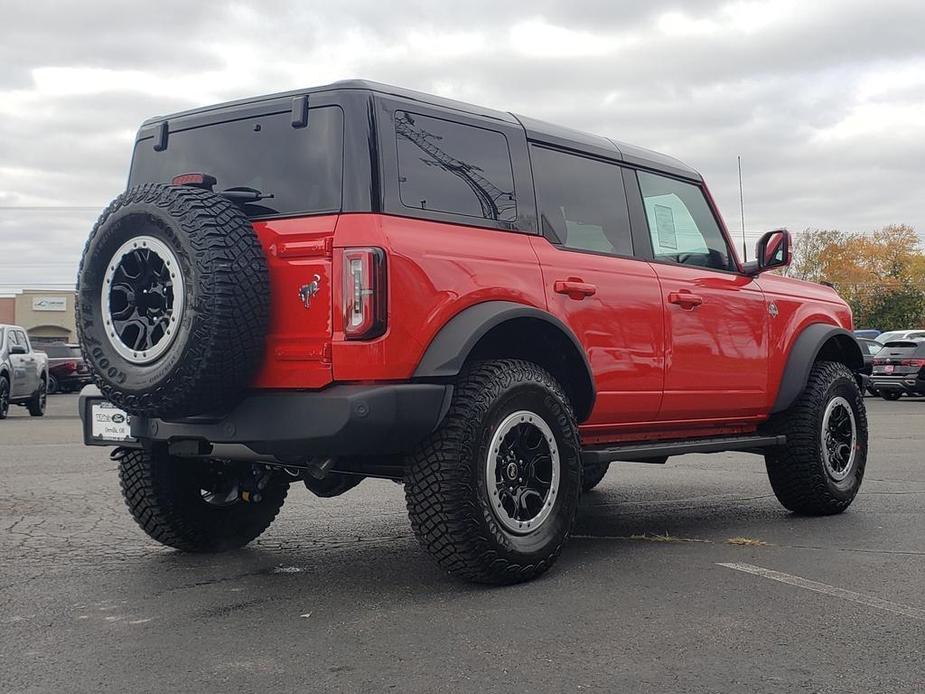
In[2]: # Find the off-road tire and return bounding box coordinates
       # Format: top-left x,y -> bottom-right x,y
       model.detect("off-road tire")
116,447 -> 288,552
76,184 -> 269,418
764,361 -> 867,515
26,377 -> 46,417
581,463 -> 610,492
404,359 -> 582,585
0,376 -> 9,419
880,391 -> 901,401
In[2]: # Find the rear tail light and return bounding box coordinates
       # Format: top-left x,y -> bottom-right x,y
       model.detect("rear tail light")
64,360 -> 77,373
343,247 -> 387,340
900,358 -> 925,367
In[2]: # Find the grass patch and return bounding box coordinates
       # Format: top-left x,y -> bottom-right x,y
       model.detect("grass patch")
629,532 -> 711,544
725,536 -> 768,546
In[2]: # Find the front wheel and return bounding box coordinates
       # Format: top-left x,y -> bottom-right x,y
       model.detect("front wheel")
0,376 -> 9,419
881,391 -> 902,401
764,361 -> 867,515
116,447 -> 288,552
404,359 -> 582,585
27,378 -> 46,417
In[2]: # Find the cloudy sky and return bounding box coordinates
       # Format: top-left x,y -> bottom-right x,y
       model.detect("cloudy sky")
2,0 -> 924,291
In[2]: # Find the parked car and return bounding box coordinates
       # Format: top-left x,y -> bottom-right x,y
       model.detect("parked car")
875,329 -> 925,344
857,337 -> 883,395
870,339 -> 925,399
75,80 -> 868,585
0,324 -> 48,418
38,343 -> 91,393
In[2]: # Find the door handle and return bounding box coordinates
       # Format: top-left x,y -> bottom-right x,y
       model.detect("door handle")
668,290 -> 703,309
554,279 -> 597,300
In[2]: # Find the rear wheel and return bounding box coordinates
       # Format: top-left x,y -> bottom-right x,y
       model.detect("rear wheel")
581,463 -> 610,492
404,359 -> 582,585
47,374 -> 58,394
116,447 -> 288,552
27,378 -> 46,417
764,361 -> 867,515
881,391 -> 901,401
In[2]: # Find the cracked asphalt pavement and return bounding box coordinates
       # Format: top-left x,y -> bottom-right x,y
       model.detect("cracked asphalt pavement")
2,395 -> 924,693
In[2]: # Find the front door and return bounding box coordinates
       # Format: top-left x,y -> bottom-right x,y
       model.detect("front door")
634,170 -> 768,420
8,330 -> 32,397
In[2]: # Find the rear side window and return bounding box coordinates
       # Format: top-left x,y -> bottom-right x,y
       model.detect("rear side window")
530,145 -> 632,256
130,106 -> 344,219
637,171 -> 733,271
395,111 -> 517,223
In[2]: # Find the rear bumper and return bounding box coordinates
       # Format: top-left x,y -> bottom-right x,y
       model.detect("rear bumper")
868,374 -> 925,394
79,382 -> 453,458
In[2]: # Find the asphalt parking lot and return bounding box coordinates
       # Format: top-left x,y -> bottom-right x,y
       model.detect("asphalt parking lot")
2,395 -> 923,693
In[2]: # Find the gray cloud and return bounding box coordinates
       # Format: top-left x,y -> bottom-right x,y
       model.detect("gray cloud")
1,0 -> 924,290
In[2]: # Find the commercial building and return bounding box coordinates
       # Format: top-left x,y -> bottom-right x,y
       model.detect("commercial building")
1,289 -> 78,345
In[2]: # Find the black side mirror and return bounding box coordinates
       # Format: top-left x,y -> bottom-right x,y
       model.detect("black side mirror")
745,229 -> 791,275
10,344 -> 26,355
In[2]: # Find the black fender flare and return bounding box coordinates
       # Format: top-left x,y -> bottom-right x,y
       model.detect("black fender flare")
771,324 -> 864,413
413,301 -> 596,419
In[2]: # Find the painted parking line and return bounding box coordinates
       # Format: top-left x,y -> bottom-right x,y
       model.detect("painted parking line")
718,562 -> 925,622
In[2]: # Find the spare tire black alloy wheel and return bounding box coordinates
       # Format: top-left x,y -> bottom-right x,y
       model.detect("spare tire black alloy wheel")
102,235 -> 184,364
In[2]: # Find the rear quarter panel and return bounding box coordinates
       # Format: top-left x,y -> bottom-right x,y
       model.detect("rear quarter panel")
332,214 -> 546,381
757,273 -> 853,410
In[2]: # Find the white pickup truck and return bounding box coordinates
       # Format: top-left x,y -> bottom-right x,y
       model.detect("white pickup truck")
0,324 -> 48,419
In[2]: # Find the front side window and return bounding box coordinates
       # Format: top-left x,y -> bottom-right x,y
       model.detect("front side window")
530,146 -> 632,256
395,111 -> 517,223
638,171 -> 733,271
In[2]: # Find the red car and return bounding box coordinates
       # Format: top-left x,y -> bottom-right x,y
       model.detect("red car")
40,343 -> 91,393
76,81 -> 867,584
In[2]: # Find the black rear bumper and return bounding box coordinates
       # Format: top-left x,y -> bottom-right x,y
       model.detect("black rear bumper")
868,374 -> 925,394
79,383 -> 453,458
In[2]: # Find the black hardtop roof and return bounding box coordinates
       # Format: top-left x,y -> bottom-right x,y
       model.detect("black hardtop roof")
142,79 -> 701,181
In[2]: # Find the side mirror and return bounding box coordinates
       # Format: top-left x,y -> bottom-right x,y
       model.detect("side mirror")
10,344 -> 26,355
745,229 -> 791,275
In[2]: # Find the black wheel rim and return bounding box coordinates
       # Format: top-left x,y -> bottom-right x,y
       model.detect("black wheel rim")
822,396 -> 856,481
102,235 -> 184,364
486,410 -> 560,534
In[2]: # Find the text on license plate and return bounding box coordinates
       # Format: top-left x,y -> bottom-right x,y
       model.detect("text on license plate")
90,401 -> 135,442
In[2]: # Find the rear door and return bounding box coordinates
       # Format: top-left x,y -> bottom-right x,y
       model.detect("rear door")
630,170 -> 768,420
528,145 -> 665,428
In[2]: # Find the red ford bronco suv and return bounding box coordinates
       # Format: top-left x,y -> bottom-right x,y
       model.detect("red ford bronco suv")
77,80 -> 867,584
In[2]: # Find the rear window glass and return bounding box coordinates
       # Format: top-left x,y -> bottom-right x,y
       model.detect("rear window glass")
129,106 -> 344,218
42,344 -> 81,358
395,111 -> 517,223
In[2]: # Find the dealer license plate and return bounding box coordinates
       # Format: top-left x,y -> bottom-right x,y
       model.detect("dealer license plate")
90,401 -> 135,442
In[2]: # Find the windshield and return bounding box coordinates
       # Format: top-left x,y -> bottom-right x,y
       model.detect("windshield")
129,106 -> 344,219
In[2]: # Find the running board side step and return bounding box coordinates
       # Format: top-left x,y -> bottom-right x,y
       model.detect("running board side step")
581,435 -> 786,466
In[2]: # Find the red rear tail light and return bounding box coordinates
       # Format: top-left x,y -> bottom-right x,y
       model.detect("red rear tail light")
64,360 -> 77,373
900,358 -> 925,367
343,247 -> 387,340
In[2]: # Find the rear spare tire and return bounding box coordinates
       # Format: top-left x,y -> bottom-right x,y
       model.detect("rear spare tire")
76,184 -> 269,418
